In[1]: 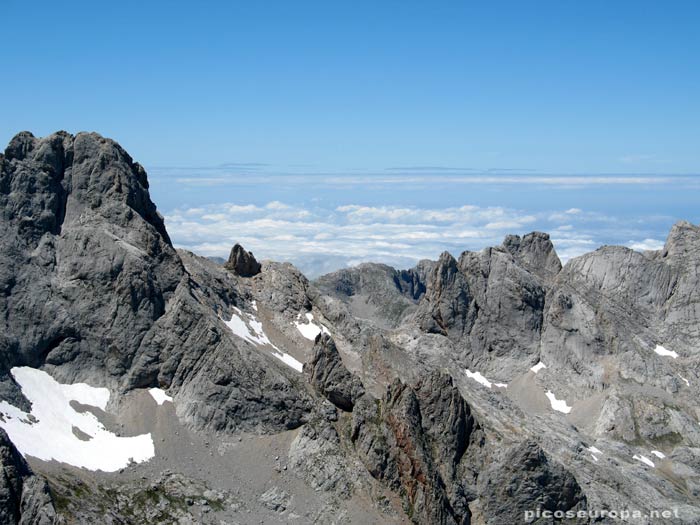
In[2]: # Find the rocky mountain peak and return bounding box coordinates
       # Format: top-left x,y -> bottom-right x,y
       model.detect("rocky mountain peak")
662,220 -> 700,260
2,130 -> 170,244
224,243 -> 262,277
428,251 -> 461,296
502,230 -> 562,280
4,131 -> 40,161
1,131 -> 186,389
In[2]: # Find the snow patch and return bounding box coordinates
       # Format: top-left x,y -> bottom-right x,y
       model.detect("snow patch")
148,388 -> 173,405
0,367 -> 154,472
654,345 -> 679,359
633,454 -> 655,468
224,308 -> 303,373
465,370 -> 507,389
271,351 -> 304,373
466,370 -> 492,388
545,390 -> 572,414
530,361 -> 547,374
587,446 -> 602,462
294,312 -> 331,341
679,375 -> 690,386
226,307 -> 276,347
651,450 -> 666,459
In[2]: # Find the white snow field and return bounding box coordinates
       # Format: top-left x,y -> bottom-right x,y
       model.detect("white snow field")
653,345 -> 679,359
587,446 -> 602,462
465,369 -> 507,389
0,367 -> 154,472
633,454 -> 655,468
530,361 -> 547,374
271,351 -> 304,372
294,312 -> 331,341
651,450 -> 666,459
545,390 -> 572,414
148,388 -> 173,405
226,307 -> 275,347
225,307 -> 304,372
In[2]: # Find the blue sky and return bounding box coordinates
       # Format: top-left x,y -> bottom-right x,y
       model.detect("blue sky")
2,1 -> 699,276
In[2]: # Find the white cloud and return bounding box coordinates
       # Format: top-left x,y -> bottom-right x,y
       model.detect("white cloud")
228,204 -> 262,214
628,238 -> 665,252
170,174 -> 693,188
484,216 -> 536,230
165,202 -> 547,276
550,231 -> 599,263
164,201 -> 673,277
266,201 -> 291,210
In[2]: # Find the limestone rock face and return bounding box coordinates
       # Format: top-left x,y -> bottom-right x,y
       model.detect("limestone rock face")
314,261 -> 434,328
224,243 -> 261,277
541,220 -> 700,389
304,334 -> 365,411
0,131 -> 182,389
502,231 -> 562,281
350,372 -> 478,525
413,237 -> 552,374
478,440 -> 587,523
0,131 -> 310,434
0,429 -> 56,525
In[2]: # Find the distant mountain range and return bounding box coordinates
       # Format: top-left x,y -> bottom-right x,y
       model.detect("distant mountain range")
1,131 -> 699,524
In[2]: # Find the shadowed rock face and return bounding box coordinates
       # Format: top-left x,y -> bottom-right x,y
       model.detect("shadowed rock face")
478,440 -> 587,523
0,131 -> 183,387
304,334 -> 365,411
224,243 -> 261,277
414,236 -> 554,369
350,372 -> 477,525
0,429 -> 56,525
347,372 -> 587,525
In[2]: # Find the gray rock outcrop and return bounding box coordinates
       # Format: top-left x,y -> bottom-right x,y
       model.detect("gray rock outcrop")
304,334 -> 365,411
0,429 -> 56,525
350,372 -> 478,525
413,236 -> 553,374
478,440 -> 587,523
224,243 -> 261,277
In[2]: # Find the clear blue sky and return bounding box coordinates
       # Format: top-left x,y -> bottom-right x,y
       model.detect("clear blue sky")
2,1 -> 699,275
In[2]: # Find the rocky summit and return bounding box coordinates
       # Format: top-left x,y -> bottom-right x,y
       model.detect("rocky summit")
1,132 -> 700,524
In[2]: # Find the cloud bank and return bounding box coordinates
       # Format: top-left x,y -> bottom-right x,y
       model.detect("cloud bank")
164,201 -> 670,278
